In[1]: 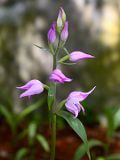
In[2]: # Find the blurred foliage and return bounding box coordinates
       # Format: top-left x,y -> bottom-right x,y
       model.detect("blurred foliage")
0,99 -> 50,159
105,105 -> 120,138
0,98 -> 46,133
73,139 -> 104,160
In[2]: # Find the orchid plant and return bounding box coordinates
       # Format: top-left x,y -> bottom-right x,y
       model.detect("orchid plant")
17,7 -> 95,160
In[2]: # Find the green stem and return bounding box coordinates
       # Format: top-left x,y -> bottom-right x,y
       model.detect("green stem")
50,37 -> 61,160
50,114 -> 56,160
53,54 -> 57,69
50,73 -> 57,160
58,55 -> 69,63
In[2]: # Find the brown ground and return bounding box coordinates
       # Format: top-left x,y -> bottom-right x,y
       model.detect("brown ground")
0,120 -> 120,160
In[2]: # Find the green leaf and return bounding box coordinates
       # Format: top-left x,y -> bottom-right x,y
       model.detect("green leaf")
0,105 -> 16,132
56,99 -> 66,112
28,122 -> 37,146
36,134 -> 50,152
57,110 -> 90,159
73,139 -> 103,160
17,100 -> 44,124
105,110 -> 115,138
106,154 -> 120,160
105,106 -> 120,138
114,107 -> 120,129
96,157 -> 106,160
16,128 -> 28,141
33,44 -> 49,52
15,148 -> 28,160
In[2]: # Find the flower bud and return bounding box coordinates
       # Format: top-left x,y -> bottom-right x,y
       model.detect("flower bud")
47,22 -> 56,44
69,51 -> 95,62
61,21 -> 68,42
57,7 -> 66,33
60,7 -> 66,23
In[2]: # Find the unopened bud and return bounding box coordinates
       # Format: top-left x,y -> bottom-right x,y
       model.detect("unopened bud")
61,21 -> 68,42
60,7 -> 66,23
57,7 -> 66,33
47,22 -> 56,44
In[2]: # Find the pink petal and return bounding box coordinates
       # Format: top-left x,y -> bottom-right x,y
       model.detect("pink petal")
49,69 -> 72,83
20,84 -> 44,98
61,21 -> 68,41
68,86 -> 96,102
47,22 -> 56,43
16,79 -> 41,90
65,99 -> 80,118
49,74 -> 64,83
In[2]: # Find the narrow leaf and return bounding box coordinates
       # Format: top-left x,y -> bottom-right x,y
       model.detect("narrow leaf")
114,107 -> 120,129
36,134 -> 50,152
56,99 -> 66,112
33,44 -> 49,52
106,154 -> 120,160
28,122 -> 37,145
0,105 -> 15,132
57,110 -> 90,159
17,100 -> 44,124
96,157 -> 105,160
73,139 -> 103,160
15,148 -> 28,160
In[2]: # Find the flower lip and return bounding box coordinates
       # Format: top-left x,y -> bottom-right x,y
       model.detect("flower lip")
16,79 -> 44,98
49,69 -> 72,84
65,99 -> 84,118
69,51 -> 95,62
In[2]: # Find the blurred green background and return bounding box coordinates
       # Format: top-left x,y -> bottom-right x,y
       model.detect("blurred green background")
0,0 -> 120,159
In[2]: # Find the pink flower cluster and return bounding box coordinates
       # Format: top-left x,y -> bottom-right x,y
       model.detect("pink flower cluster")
17,7 -> 96,118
